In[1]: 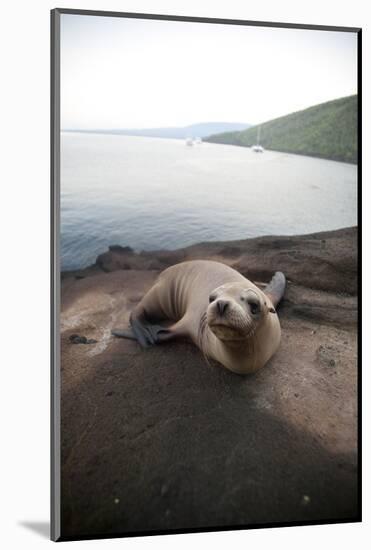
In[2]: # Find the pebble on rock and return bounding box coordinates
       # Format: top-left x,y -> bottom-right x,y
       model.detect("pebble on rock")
69,334 -> 98,345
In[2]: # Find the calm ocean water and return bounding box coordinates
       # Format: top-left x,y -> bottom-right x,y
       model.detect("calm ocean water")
61,132 -> 357,271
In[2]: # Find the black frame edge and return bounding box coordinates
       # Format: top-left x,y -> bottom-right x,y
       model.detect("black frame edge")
53,8 -> 360,33
57,516 -> 361,543
51,7 -> 61,543
356,28 -> 362,523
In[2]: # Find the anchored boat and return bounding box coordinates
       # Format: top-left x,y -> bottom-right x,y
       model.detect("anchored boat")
252,125 -> 264,153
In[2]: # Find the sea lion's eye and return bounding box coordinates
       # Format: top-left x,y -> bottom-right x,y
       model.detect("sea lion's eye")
249,301 -> 260,315
209,294 -> 216,303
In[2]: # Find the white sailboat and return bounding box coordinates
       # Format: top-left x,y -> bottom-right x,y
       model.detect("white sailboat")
252,125 -> 264,153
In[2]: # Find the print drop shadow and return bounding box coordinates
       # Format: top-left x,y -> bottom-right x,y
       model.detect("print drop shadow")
19,521 -> 49,539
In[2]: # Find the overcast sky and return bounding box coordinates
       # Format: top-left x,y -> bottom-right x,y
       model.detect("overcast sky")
60,14 -> 357,129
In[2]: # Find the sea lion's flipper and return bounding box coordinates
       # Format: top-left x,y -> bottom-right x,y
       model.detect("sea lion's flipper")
145,324 -> 174,344
130,318 -> 153,347
130,317 -> 174,348
111,323 -> 157,347
264,271 -> 286,308
111,328 -> 136,340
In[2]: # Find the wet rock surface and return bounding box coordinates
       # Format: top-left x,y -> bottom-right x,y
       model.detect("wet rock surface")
60,227 -> 358,538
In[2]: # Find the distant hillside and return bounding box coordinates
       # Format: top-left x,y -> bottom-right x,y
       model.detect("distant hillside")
205,95 -> 357,164
64,122 -> 251,140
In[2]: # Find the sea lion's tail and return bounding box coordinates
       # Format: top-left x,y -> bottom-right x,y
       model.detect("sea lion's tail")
264,271 -> 286,308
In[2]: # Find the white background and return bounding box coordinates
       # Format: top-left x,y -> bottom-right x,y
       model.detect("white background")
0,0 -> 368,548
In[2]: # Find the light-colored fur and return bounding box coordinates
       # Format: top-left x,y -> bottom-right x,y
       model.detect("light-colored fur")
131,260 -> 282,375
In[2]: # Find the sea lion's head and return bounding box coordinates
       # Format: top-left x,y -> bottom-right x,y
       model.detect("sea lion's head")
206,282 -> 274,343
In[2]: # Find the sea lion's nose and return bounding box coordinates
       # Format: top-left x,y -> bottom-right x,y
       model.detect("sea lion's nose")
217,300 -> 229,316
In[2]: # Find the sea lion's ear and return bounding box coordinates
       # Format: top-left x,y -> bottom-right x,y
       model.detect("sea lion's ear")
268,307 -> 276,314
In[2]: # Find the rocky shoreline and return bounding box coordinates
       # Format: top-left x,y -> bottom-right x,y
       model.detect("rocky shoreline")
60,227 -> 358,538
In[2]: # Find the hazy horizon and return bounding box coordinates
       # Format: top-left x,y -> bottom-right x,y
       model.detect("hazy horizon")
61,120 -> 251,131
61,95 -> 356,132
61,14 -> 357,130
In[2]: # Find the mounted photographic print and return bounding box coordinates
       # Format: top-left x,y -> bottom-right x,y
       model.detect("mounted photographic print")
51,8 -> 361,542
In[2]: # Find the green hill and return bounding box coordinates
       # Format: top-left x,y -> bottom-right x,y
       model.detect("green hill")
205,95 -> 357,163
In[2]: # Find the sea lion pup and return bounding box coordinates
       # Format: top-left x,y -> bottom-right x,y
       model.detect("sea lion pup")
112,260 -> 286,375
